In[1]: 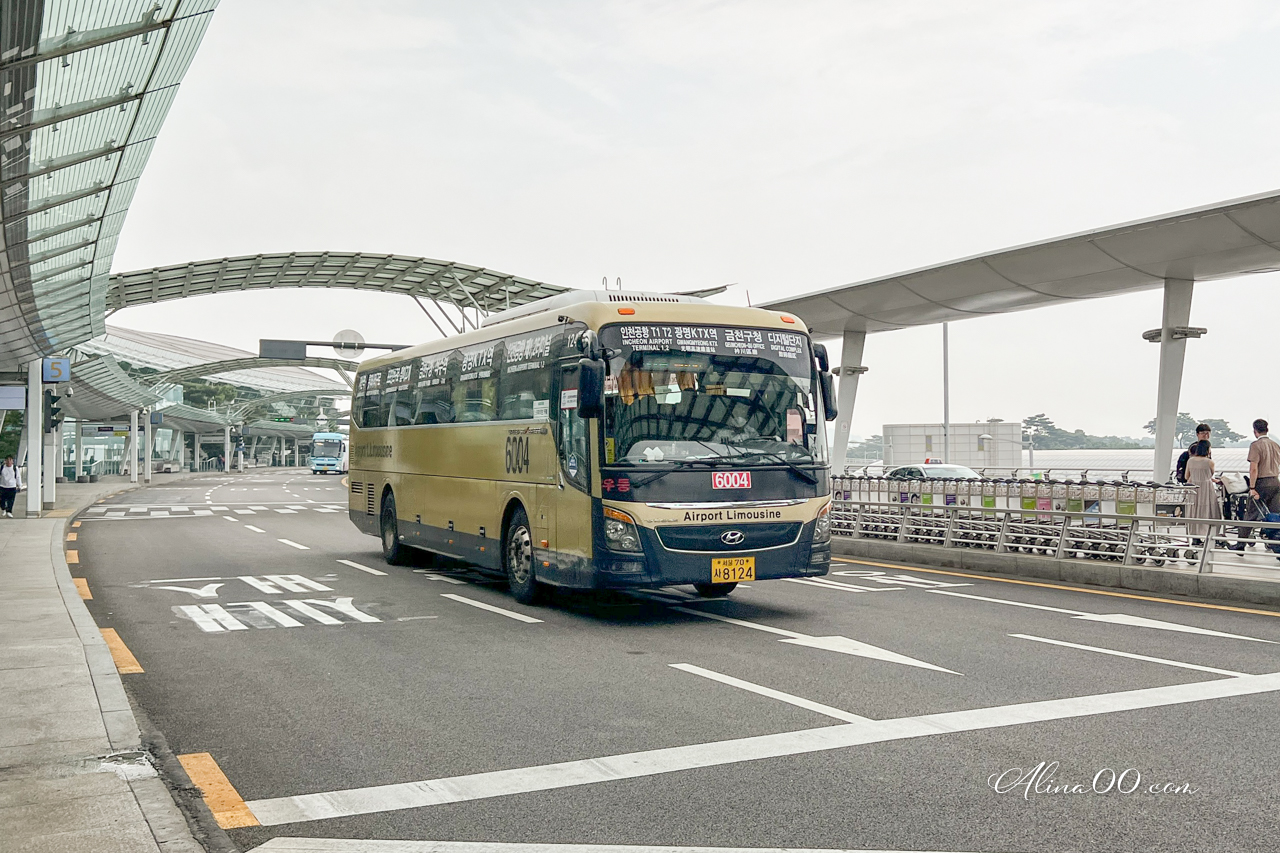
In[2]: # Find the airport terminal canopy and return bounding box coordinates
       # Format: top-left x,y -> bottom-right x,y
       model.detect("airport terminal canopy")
767,189 -> 1280,337
0,0 -> 218,371
74,325 -> 348,396
105,252 -> 573,316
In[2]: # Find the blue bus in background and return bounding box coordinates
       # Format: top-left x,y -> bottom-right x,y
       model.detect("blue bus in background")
310,431 -> 348,474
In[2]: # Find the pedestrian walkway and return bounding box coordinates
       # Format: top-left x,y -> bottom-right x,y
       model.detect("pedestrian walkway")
0,473 -> 220,853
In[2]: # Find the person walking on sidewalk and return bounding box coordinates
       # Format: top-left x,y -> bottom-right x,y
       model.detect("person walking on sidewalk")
0,456 -> 21,517
1234,419 -> 1280,549
1185,440 -> 1222,546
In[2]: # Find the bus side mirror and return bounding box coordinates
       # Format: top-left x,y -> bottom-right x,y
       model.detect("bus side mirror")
812,343 -> 830,373
819,372 -> 838,421
578,358 -> 605,419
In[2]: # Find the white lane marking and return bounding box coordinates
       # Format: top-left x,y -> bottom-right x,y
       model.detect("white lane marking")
670,606 -> 803,638
930,590 -> 1278,643
780,635 -> 959,674
303,597 -> 381,623
1010,634 -> 1250,678
223,516 -> 238,522
234,509 -> 255,515
246,670 -> 1280,825
928,589 -> 1088,615
233,601 -> 304,628
670,605 -> 955,673
287,505 -> 307,510
211,506 -> 229,510
245,525 -> 266,533
149,576 -> 222,583
170,506 -> 189,512
266,575 -> 332,592
1071,613 -> 1278,643
194,510 -> 213,516
156,583 -> 224,598
784,577 -> 903,593
178,604 -> 249,632
283,600 -> 343,625
275,508 -> 299,514
250,505 -> 269,510
278,539 -> 310,550
441,594 -> 543,623
423,573 -> 466,585
670,663 -> 871,723
129,507 -> 147,513
337,559 -> 388,577
246,843 -> 994,853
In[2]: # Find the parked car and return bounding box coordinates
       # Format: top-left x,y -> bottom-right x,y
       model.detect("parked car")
885,463 -> 980,479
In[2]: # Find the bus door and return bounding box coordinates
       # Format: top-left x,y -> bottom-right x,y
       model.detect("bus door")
555,364 -> 593,580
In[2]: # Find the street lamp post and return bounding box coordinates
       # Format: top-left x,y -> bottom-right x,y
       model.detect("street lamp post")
979,432 -> 1035,471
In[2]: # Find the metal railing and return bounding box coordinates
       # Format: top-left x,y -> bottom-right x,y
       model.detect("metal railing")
832,497 -> 1280,575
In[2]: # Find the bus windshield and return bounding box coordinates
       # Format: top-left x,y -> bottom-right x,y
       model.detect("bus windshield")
313,440 -> 343,459
600,324 -> 826,467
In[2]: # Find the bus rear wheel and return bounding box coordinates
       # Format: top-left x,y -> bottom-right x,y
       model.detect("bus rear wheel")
504,506 -> 542,605
380,491 -> 409,566
694,582 -> 737,597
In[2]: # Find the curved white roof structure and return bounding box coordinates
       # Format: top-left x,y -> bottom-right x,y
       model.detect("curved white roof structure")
0,0 -> 218,370
767,188 -> 1280,338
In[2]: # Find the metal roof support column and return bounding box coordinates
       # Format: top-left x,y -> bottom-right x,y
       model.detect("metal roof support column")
193,433 -> 201,472
1153,278 -> 1194,483
831,329 -> 868,475
75,420 -> 84,481
129,411 -> 138,483
26,362 -> 43,516
224,426 -> 231,474
43,423 -> 59,507
144,413 -> 154,484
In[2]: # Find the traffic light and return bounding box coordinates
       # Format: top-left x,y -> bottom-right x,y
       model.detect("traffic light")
43,389 -> 63,433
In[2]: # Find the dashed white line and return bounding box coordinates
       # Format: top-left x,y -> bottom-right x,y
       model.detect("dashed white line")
245,525 -> 266,533
337,559 -> 388,577
441,594 -> 543,623
278,539 -> 310,550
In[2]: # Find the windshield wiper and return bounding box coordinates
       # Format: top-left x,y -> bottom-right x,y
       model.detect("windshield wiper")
626,457 -> 721,488
717,449 -> 820,484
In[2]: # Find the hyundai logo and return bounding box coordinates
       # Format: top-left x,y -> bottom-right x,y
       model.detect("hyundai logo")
720,530 -> 745,546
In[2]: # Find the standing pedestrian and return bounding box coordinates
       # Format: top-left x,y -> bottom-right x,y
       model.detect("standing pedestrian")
0,455 -> 21,517
1185,440 -> 1221,546
1233,419 -> 1280,549
1175,423 -> 1211,484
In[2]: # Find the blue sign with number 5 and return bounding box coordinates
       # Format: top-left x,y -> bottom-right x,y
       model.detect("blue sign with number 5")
42,357 -> 70,383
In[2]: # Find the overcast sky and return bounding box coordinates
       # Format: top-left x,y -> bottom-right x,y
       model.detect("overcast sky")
111,0 -> 1280,440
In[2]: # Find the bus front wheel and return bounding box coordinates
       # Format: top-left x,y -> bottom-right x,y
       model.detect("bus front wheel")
694,582 -> 737,597
504,506 -> 542,605
380,491 -> 409,566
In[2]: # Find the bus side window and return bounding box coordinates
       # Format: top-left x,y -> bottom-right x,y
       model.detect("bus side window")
558,366 -> 589,492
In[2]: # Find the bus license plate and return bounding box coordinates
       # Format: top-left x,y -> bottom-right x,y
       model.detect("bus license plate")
711,557 -> 755,583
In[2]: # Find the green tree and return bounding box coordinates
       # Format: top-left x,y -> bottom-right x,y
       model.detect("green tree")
0,411 -> 22,459
1143,413 -> 1244,445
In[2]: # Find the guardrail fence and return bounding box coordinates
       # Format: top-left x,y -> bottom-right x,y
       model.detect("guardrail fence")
832,475 -> 1280,576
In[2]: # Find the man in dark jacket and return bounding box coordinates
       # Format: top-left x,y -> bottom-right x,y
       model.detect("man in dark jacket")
1175,423 -> 1211,483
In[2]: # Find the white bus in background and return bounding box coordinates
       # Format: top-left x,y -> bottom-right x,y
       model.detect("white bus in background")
310,431 -> 348,474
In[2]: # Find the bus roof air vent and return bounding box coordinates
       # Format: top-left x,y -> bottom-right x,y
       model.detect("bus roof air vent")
480,290 -> 711,327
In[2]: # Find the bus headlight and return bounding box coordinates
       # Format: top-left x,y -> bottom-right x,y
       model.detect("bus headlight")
603,506 -> 643,553
813,502 -> 832,544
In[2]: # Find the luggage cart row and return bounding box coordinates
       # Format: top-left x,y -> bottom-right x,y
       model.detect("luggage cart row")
831,475 -> 1198,565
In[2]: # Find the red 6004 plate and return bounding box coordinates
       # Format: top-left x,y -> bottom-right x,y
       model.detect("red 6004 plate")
712,471 -> 751,489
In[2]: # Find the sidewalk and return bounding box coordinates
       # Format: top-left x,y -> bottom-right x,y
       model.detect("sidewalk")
1,473 -> 221,853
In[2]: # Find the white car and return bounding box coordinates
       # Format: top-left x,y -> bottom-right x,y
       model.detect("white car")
885,463 -> 980,480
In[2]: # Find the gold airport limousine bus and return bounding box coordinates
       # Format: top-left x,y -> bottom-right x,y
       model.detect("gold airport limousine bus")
347,291 -> 839,603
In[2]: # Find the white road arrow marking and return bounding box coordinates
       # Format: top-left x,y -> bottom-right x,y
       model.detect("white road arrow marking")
671,606 -> 958,674
779,635 -> 959,673
155,583 -> 224,598
1070,612 -> 1278,643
